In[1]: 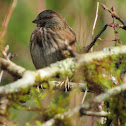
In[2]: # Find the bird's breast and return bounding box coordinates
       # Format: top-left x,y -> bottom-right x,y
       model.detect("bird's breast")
30,27 -> 65,69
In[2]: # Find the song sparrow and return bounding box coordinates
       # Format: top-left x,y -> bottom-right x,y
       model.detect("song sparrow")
30,10 -> 76,69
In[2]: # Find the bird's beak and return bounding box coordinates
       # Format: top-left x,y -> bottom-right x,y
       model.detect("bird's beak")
32,19 -> 39,24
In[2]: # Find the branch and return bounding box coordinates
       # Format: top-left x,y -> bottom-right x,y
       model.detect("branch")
41,81 -> 126,126
1,45 -> 126,94
101,3 -> 126,30
0,45 -> 126,125
0,58 -> 26,78
49,81 -> 87,92
80,111 -> 109,117
93,83 -> 126,103
91,2 -> 99,52
86,3 -> 126,52
92,2 -> 99,39
0,0 -> 17,38
85,24 -> 108,53
42,108 -> 109,126
41,104 -> 90,126
0,45 -> 16,83
0,71 -> 36,94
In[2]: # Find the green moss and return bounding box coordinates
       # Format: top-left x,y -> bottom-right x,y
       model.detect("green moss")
8,88 -> 31,103
79,54 -> 126,93
108,92 -> 126,125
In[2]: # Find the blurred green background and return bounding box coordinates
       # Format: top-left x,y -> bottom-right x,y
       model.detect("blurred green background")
1,0 -> 126,125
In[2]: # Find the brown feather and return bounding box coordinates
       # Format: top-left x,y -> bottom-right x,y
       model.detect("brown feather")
30,10 -> 76,69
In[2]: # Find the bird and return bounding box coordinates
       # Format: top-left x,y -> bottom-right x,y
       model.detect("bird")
30,10 -> 76,70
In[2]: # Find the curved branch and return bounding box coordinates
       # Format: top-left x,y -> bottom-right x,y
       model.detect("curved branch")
0,71 -> 36,94
0,58 -> 26,78
0,45 -> 126,94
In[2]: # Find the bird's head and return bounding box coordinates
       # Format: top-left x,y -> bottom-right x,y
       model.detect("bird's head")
32,10 -> 67,29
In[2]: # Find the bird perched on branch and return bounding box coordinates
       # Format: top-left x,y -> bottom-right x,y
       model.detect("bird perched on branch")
30,10 -> 76,91
30,10 -> 76,69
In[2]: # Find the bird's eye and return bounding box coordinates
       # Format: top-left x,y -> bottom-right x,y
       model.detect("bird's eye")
41,21 -> 46,27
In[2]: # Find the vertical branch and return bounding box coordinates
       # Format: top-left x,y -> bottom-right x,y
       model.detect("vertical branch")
0,0 -> 17,38
0,71 -> 4,83
81,87 -> 87,104
91,2 -> 99,52
92,2 -> 99,39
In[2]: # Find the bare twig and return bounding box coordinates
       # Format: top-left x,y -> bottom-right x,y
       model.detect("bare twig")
86,3 -> 126,53
101,3 -> 126,30
0,0 -> 17,38
0,45 -> 16,83
0,71 -> 4,84
85,24 -> 108,52
0,45 -> 10,83
92,2 -> 99,40
81,87 -> 87,104
91,2 -> 99,52
1,45 -> 10,61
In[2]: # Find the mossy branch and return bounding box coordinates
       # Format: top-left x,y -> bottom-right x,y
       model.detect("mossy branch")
41,81 -> 126,126
0,45 -> 126,94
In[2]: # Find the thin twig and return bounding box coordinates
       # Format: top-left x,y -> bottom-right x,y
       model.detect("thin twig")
85,24 -> 108,53
0,45 -> 10,83
91,2 -> 99,52
81,87 -> 87,104
92,2 -> 99,39
0,0 -> 17,38
101,3 -> 126,30
0,45 -> 16,83
0,71 -> 4,83
86,3 -> 126,53
0,0 -> 17,82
